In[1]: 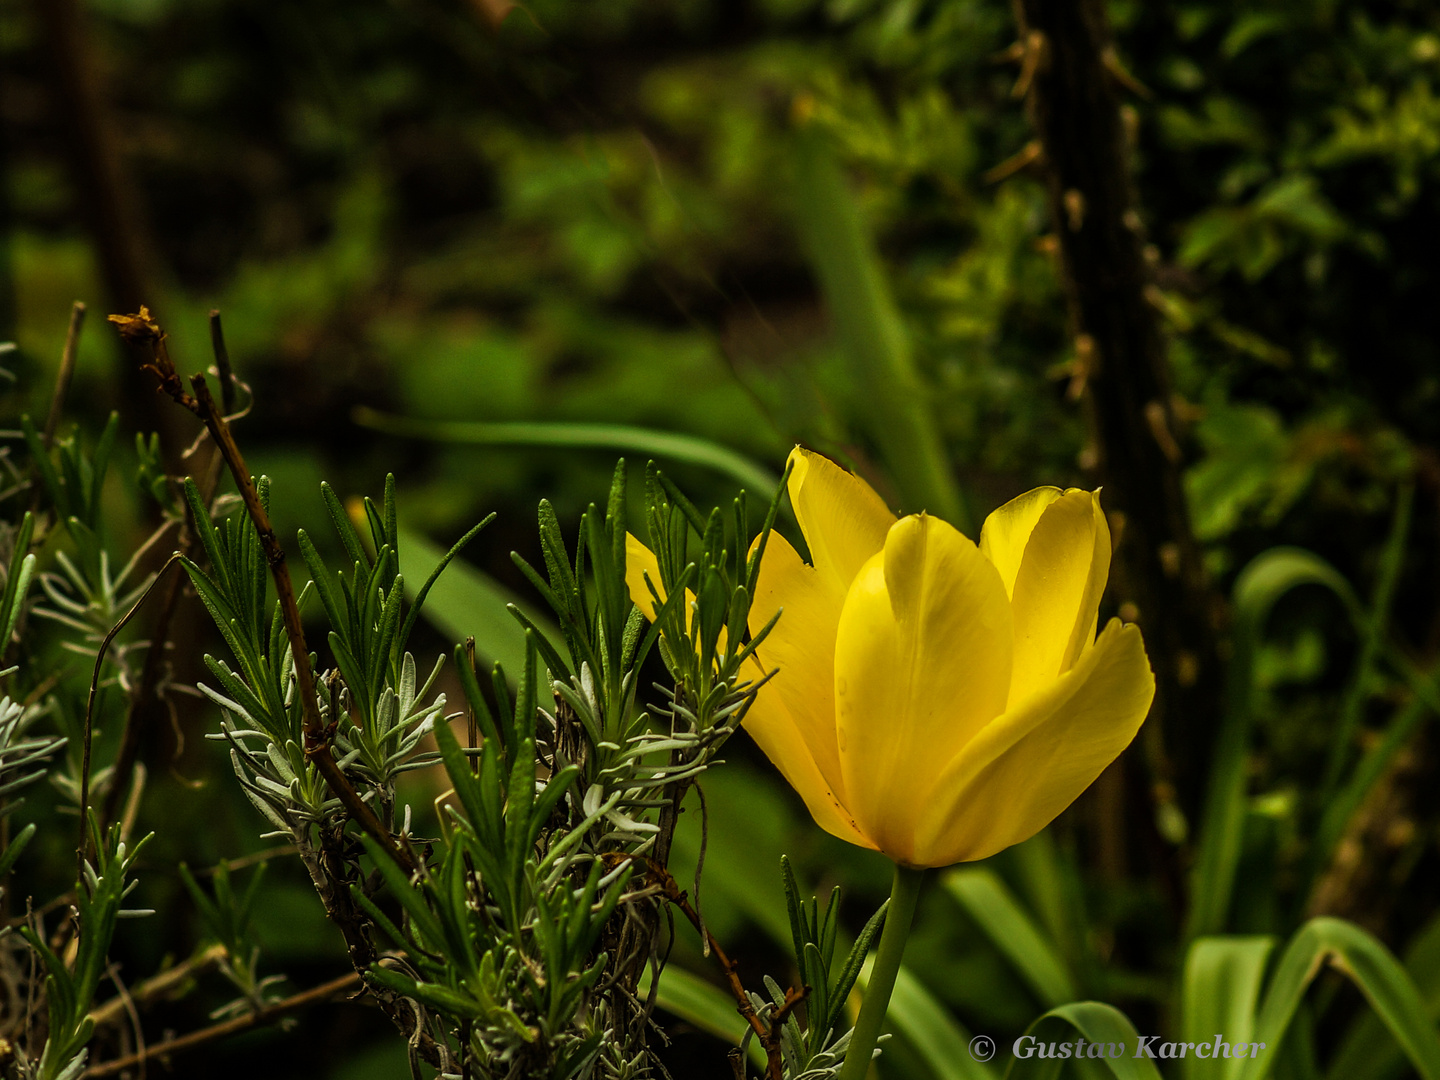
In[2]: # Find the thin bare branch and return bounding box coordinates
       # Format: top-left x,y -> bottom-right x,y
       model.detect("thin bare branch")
87,943 -> 228,1028
646,860 -> 804,1080
81,971 -> 363,1078
111,308 -> 415,874
208,309 -> 238,416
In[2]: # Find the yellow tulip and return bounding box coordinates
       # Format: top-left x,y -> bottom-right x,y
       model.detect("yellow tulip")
624,537 -> 724,655
625,536 -> 674,625
628,447 -> 1155,869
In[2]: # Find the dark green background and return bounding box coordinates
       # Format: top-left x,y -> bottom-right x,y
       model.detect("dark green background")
3,1 -> 1439,1076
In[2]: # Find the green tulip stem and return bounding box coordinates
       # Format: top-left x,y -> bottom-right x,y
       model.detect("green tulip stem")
839,863 -> 926,1080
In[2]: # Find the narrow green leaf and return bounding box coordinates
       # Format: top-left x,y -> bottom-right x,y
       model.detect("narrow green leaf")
355,409 -> 779,497
528,765 -> 580,847
510,605 -> 574,685
655,467 -> 708,546
382,474 -> 398,560
1238,917 -> 1440,1080
1322,482 -> 1412,795
297,529 -> 348,649
182,560 -> 260,682
321,481 -> 370,568
370,575 -> 405,704
0,510 -> 37,647
1,553 -> 35,650
1188,548 -> 1360,940
454,642 -> 500,747
1004,1002 -> 1161,1080
399,513 -> 495,651
1181,937 -> 1275,1080
176,863 -> 224,936
504,737 -> 536,891
366,966 -> 483,1019
0,822 -> 36,879
1328,911 -> 1440,1080
944,867 -> 1079,1009
537,499 -> 578,606
1308,687 -> 1433,904
363,495 -> 388,557
831,898 -> 887,1034
351,884 -> 419,960
781,855 -> 809,976
88,411 -> 120,523
434,706 -> 489,834
1006,832 -> 1085,980
182,478 -> 235,601
358,835 -> 447,950
20,415 -> 66,518
791,127 -> 969,531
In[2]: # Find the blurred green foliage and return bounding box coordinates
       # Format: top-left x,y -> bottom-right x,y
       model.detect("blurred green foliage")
4,0 -> 1440,1077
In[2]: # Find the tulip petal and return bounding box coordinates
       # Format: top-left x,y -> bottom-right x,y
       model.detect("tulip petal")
1007,491 -> 1111,706
628,532 -> 726,653
625,533 -> 665,619
748,531 -> 851,798
743,686 -> 876,850
742,448 -> 896,804
979,486 -> 1064,598
788,447 -> 895,594
834,514 -> 1012,864
913,619 -> 1153,866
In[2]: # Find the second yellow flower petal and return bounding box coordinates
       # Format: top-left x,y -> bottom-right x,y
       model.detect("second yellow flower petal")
834,514 -> 1013,865
786,447 -> 895,596
1007,490 -> 1111,706
913,618 -> 1153,866
748,530 -> 851,799
741,686 -> 876,851
625,533 -> 666,620
979,486 -> 1064,597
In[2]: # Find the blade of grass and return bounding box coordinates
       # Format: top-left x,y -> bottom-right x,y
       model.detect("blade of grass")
1181,937 -> 1274,1080
1321,482 -> 1412,798
943,867 -> 1079,1009
1005,1002 -> 1162,1080
1006,833 -> 1087,984
1187,547 -> 1359,940
355,409 -> 779,499
1327,912 -> 1440,1080
791,125 -> 969,531
1238,918 -> 1440,1080
1306,682 -> 1434,909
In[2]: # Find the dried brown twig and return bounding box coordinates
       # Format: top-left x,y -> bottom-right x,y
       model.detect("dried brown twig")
81,971 -> 363,1078
100,310 -> 234,830
638,858 -> 806,1080
108,308 -> 446,1066
108,308 -> 414,875
86,943 -> 228,1028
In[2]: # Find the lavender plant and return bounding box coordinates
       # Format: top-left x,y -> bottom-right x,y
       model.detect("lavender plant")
0,321 -> 168,1078
0,302 -> 889,1080
174,447 -> 823,1077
